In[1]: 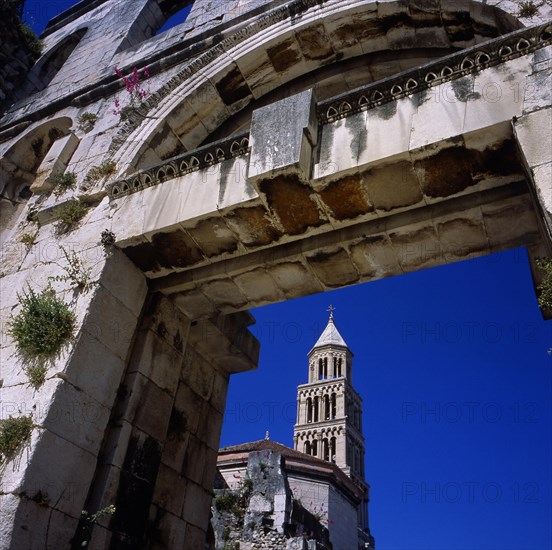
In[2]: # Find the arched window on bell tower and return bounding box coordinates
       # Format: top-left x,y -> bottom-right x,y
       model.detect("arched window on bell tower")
307,397 -> 313,423
313,397 -> 319,422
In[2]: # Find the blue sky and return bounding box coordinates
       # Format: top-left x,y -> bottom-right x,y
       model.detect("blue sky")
23,3 -> 552,549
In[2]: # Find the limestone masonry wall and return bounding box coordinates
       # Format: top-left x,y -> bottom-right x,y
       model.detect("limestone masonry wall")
0,0 -> 550,548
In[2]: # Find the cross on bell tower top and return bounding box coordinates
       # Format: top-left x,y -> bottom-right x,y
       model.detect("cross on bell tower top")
310,307 -> 349,354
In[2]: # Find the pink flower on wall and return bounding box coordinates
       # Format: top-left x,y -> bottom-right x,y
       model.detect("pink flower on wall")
112,66 -> 151,121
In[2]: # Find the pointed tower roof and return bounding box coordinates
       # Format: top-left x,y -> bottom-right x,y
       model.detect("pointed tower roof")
309,306 -> 348,353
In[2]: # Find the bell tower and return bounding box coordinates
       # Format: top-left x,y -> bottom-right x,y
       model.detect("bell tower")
294,306 -> 374,546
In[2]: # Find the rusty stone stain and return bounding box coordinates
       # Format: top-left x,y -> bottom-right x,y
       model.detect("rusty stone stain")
151,230 -> 204,269
266,38 -> 302,72
415,146 -> 475,198
319,174 -> 373,220
442,10 -> 475,42
295,24 -> 334,61
215,65 -> 252,106
123,240 -> 159,273
472,139 -> 520,179
259,175 -> 323,235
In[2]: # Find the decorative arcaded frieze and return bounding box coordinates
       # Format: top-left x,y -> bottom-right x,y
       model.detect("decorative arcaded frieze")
108,22 -> 551,201
107,132 -> 249,199
317,22 -> 552,124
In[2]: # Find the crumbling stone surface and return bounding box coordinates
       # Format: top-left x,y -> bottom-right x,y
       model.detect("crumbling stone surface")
211,451 -> 332,550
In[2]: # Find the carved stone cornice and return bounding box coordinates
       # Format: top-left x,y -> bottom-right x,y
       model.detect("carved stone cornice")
317,21 -> 552,124
107,132 -> 249,199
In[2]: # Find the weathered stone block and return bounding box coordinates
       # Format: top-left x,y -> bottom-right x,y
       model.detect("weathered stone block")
181,481 -> 212,529
349,234 -> 402,279
249,89 -> 317,183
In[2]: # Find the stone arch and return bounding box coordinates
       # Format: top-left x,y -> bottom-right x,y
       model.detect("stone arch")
110,0 -> 523,173
322,437 -> 330,461
22,28 -> 88,95
313,395 -> 319,422
0,116 -> 73,233
324,394 -> 330,420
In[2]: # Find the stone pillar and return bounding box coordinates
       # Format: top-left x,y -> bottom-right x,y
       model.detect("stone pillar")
513,108 -> 552,250
0,248 -> 148,550
76,299 -> 259,549
0,237 -> 259,550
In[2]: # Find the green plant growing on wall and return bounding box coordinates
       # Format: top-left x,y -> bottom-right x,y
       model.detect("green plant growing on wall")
536,257 -> 552,312
2,1 -> 43,60
100,229 -> 116,246
519,1 -> 539,17
76,504 -> 116,547
57,201 -> 88,230
0,414 -> 33,467
215,491 -> 239,514
20,231 -> 37,246
52,171 -> 77,196
84,161 -> 117,185
81,504 -> 116,525
48,246 -> 92,292
214,475 -> 254,534
8,287 -> 76,387
77,112 -> 98,130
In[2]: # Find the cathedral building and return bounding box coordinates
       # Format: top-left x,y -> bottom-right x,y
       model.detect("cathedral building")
214,310 -> 375,550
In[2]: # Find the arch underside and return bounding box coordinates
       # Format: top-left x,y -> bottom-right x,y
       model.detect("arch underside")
0,117 -> 73,234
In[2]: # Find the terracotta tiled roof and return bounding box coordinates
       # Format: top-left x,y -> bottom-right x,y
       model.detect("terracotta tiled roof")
220,439 -> 316,461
